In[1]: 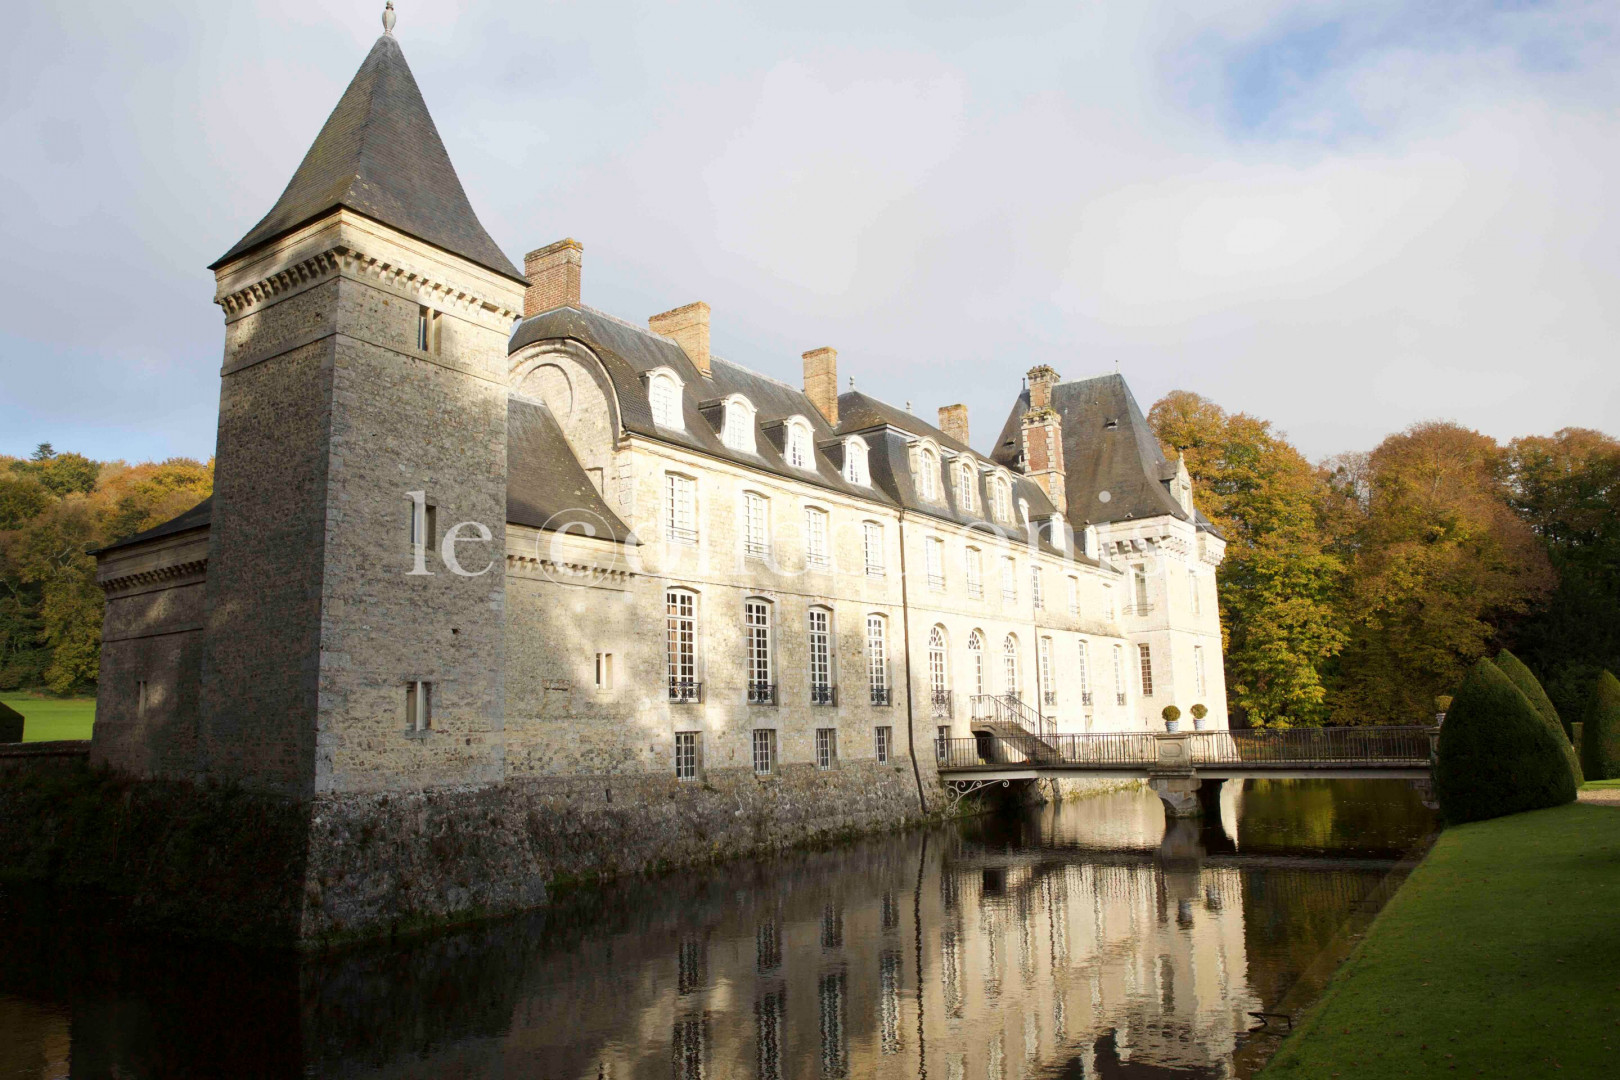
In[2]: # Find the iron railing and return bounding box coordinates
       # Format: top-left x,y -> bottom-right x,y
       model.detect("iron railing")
668,680 -> 703,704
1043,690 -> 1057,707
930,690 -> 954,719
810,684 -> 837,706
935,732 -> 1159,770
1081,691 -> 1093,707
1123,602 -> 1155,617
1115,692 -> 1127,706
969,693 -> 1054,740
927,573 -> 946,591
870,686 -> 893,707
1184,726 -> 1434,766
666,526 -> 698,547
747,682 -> 777,706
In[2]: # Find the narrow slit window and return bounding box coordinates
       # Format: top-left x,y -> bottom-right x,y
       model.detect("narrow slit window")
595,652 -> 613,690
136,679 -> 149,719
1138,643 -> 1154,697
407,680 -> 433,732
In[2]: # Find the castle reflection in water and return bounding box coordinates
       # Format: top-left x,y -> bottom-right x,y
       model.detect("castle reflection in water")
0,780 -> 1433,1079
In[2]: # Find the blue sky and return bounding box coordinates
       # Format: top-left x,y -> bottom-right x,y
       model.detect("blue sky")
2,0 -> 1616,464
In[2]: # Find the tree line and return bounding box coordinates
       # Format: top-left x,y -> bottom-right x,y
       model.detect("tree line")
1149,393 -> 1620,726
0,445 -> 213,694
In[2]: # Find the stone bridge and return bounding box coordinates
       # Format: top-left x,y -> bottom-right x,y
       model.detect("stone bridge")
938,703 -> 1437,817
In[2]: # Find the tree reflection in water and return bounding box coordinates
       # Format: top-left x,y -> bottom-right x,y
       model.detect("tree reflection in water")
0,779 -> 1434,1079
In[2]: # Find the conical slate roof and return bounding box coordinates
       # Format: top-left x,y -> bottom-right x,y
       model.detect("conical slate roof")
211,32 -> 521,281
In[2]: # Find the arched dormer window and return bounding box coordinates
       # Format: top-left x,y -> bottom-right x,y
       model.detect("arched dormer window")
913,441 -> 941,501
1018,498 -> 1031,528
991,474 -> 1013,522
844,437 -> 870,486
786,417 -> 814,470
721,394 -> 756,453
647,369 -> 684,430
956,459 -> 977,514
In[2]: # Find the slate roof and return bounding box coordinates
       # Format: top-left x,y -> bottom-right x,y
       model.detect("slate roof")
991,373 -> 1196,528
507,399 -> 635,544
211,33 -> 521,282
96,495 -> 213,554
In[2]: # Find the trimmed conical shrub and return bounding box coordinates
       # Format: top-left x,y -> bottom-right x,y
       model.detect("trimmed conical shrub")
1580,670 -> 1620,782
1495,650 -> 1583,785
0,699 -> 22,743
1435,659 -> 1577,824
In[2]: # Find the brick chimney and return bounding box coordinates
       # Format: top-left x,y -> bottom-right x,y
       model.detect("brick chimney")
524,238 -> 582,317
802,347 -> 838,426
1027,364 -> 1059,410
650,302 -> 711,378
938,404 -> 968,446
1021,364 -> 1066,510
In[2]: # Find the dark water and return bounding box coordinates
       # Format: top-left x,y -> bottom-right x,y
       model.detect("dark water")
0,779 -> 1435,1080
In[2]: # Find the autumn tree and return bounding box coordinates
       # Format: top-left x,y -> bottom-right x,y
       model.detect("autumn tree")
1149,391 -> 1346,727
1330,422 -> 1552,724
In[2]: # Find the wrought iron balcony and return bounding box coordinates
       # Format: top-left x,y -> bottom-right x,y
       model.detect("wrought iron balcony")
930,690 -> 953,719
1081,691 -> 1093,707
666,526 -> 698,547
927,573 -> 946,591
669,680 -> 703,704
1043,690 -> 1057,707
1123,602 -> 1155,617
806,553 -> 830,571
747,682 -> 778,706
866,563 -> 887,578
967,583 -> 983,599
810,684 -> 837,706
870,686 -> 893,707
744,541 -> 770,561
1001,588 -> 1018,603
1115,692 -> 1127,706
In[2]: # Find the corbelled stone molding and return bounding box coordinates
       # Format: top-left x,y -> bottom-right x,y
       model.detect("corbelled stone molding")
101,559 -> 208,597
218,243 -> 523,325
507,551 -> 634,586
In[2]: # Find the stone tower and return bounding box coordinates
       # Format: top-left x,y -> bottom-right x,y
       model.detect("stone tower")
199,26 -> 525,797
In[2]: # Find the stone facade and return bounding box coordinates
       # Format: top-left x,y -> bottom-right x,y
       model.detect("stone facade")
80,23 -> 1229,944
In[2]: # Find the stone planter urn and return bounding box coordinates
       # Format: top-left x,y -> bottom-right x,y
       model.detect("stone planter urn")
1165,720 -> 1182,733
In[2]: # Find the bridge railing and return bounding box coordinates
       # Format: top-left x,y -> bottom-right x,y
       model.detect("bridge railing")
1184,726 -> 1435,766
936,732 -> 1160,770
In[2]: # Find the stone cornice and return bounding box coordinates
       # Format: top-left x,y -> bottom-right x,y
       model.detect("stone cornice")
217,243 -> 523,326
506,552 -> 634,587
101,558 -> 208,597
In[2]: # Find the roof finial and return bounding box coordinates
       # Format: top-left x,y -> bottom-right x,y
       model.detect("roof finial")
848,375 -> 855,391
906,400 -> 913,413
382,2 -> 396,34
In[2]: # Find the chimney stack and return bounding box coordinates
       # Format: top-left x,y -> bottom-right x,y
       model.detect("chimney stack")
938,404 -> 969,446
523,238 -> 583,317
650,302 -> 711,377
1027,364 -> 1059,410
802,347 -> 838,426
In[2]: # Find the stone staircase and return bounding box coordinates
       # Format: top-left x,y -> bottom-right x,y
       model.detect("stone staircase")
970,694 -> 1062,765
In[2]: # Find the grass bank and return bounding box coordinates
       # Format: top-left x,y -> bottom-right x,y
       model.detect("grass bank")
0,692 -> 95,742
1261,800 -> 1620,1078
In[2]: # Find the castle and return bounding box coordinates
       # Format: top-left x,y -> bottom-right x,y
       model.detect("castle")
89,17 -> 1226,941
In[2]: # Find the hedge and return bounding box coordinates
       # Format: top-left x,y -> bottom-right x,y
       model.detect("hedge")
1580,670 -> 1620,782
1435,658 -> 1577,824
1494,650 -> 1582,785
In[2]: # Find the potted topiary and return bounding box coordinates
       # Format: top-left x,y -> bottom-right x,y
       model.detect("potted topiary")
1161,705 -> 1182,733
1191,703 -> 1210,731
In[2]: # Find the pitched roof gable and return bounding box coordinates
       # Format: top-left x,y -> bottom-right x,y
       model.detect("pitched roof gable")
211,33 -> 520,281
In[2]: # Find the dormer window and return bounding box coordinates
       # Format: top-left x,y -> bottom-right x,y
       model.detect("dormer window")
721,395 -> 756,453
648,370 -> 684,430
956,460 -> 977,513
843,437 -> 870,486
913,444 -> 941,500
786,418 -> 813,470
991,475 -> 1012,522
1018,499 -> 1030,527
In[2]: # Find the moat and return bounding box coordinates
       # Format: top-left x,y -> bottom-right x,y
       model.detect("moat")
0,779 -> 1435,1079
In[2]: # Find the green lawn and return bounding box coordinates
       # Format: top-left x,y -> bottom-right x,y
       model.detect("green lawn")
1261,801 -> 1620,1078
0,692 -> 95,742
1582,777 -> 1620,790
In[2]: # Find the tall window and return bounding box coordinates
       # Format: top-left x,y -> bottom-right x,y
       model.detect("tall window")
666,589 -> 697,701
928,625 -> 948,712
416,306 -> 440,354
863,522 -> 885,577
1188,568 -> 1201,616
816,728 -> 838,769
743,492 -> 769,560
1077,640 -> 1092,705
916,447 -> 939,499
968,630 -> 984,695
1138,643 -> 1154,697
992,477 -> 1011,521
1002,635 -> 1020,698
722,397 -> 756,452
406,680 -> 433,732
1001,557 -> 1017,603
1067,577 -> 1080,617
665,474 -> 696,546
926,537 -> 945,591
957,461 -> 976,513
649,372 -> 682,429
1112,644 -> 1127,706
1194,645 -> 1207,697
1031,567 -> 1044,611
965,547 -> 983,598
787,421 -> 812,469
874,726 -> 892,764
1132,564 -> 1149,612
675,731 -> 699,780
809,608 -> 833,703
753,729 -> 777,775
1039,637 -> 1055,706
804,507 -> 829,569
867,615 -> 889,704
746,600 -> 772,701
844,438 -> 869,485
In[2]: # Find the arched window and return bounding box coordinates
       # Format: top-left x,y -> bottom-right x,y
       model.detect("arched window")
991,475 -> 1012,521
648,370 -> 683,430
742,491 -> 770,560
915,445 -> 940,500
1002,634 -> 1020,699
1018,499 -> 1030,527
786,418 -> 813,469
1039,637 -> 1056,706
746,598 -> 773,702
666,588 -> 698,701
967,629 -> 985,696
722,395 -> 756,453
957,459 -> 977,513
928,625 -> 949,704
866,614 -> 890,705
844,437 -> 870,486
808,607 -> 834,703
